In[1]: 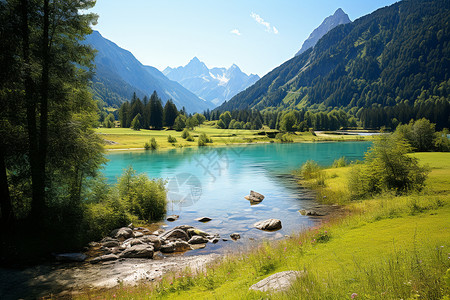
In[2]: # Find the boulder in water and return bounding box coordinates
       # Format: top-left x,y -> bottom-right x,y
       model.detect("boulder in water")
254,219 -> 282,231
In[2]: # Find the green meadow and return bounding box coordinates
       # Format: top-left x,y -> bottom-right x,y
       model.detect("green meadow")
78,152 -> 450,299
96,122 -> 374,151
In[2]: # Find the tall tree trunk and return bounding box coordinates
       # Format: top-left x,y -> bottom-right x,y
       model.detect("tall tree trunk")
21,0 -> 44,222
31,0 -> 50,220
0,145 -> 14,226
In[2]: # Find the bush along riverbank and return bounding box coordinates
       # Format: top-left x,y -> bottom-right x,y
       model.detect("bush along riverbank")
77,138 -> 450,299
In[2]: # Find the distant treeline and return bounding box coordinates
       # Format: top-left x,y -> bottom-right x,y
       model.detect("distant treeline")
112,90 -> 449,132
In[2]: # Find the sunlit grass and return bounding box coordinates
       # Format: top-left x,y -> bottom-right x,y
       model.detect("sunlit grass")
95,123 -> 373,151
76,153 -> 450,299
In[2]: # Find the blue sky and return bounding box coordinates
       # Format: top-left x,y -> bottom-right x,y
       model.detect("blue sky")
91,0 -> 398,76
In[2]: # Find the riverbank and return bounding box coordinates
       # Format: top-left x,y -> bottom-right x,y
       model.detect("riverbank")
75,152 -> 449,299
97,124 -> 375,151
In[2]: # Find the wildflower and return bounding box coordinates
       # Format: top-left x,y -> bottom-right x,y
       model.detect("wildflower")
284,247 -> 287,252
351,293 -> 358,299
324,231 -> 328,234
170,282 -> 173,285
112,295 -> 116,298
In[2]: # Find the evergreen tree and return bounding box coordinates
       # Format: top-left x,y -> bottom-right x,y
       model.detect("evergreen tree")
163,99 -> 178,128
149,91 -> 164,129
119,102 -> 130,128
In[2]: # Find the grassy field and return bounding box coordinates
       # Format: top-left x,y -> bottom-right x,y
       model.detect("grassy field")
77,152 -> 450,299
96,122 -> 374,150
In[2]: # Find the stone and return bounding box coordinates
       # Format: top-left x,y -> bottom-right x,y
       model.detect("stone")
160,243 -> 175,253
190,243 -> 206,250
187,228 -> 210,238
188,236 -> 209,244
244,190 -> 265,203
55,253 -> 87,262
130,239 -> 144,246
230,233 -> 241,240
299,209 -> 323,216
195,217 -> 212,222
88,241 -> 100,247
249,271 -> 304,293
173,240 -> 193,252
102,240 -> 120,248
254,219 -> 282,231
173,225 -> 194,232
141,235 -> 162,251
160,229 -> 189,241
90,254 -> 119,264
119,244 -> 154,259
133,231 -> 144,238
166,215 -> 179,222
111,227 -> 134,240
128,223 -> 134,229
210,237 -> 220,244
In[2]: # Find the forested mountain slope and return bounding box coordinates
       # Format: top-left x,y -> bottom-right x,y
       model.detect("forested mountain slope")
86,31 -> 213,113
219,0 -> 449,128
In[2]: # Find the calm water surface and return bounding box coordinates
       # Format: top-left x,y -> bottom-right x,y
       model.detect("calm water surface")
103,142 -> 371,254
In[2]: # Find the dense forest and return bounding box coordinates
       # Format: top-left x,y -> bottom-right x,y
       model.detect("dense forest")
218,0 -> 449,129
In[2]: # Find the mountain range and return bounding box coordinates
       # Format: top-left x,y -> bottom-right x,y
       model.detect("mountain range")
218,0 -> 449,127
295,8 -> 351,57
163,58 -> 260,106
86,31 -> 214,113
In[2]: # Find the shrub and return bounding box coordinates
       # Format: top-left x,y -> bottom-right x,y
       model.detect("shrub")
280,133 -> 293,143
198,133 -> 213,146
167,135 -> 177,143
118,167 -> 167,221
349,135 -> 429,199
186,135 -> 195,142
181,128 -> 190,139
300,160 -> 322,180
332,156 -> 349,168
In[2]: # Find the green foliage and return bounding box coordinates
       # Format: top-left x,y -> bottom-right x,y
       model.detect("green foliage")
217,119 -> 226,129
198,133 -> 213,146
163,99 -> 178,128
194,113 -> 206,125
103,113 -> 115,128
219,111 -> 232,128
300,160 -> 322,180
349,135 -> 429,199
434,129 -> 450,152
149,137 -> 158,150
181,128 -> 190,139
279,133 -> 294,143
280,111 -> 297,132
186,116 -> 199,129
167,135 -> 177,143
173,115 -> 186,131
332,156 -> 349,168
394,118 -> 437,152
130,113 -> 141,130
118,167 -> 167,221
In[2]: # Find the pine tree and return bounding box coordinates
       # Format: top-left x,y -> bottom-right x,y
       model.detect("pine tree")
163,99 -> 178,128
149,91 -> 164,129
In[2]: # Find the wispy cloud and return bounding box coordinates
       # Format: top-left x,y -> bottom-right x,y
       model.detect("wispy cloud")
250,12 -> 278,34
230,29 -> 241,36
